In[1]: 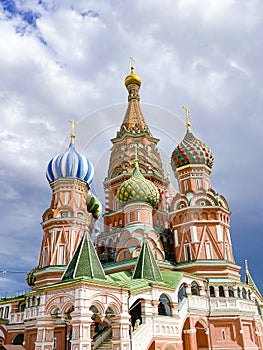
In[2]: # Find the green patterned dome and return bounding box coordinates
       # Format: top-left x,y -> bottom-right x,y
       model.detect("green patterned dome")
86,191 -> 102,219
117,161 -> 159,207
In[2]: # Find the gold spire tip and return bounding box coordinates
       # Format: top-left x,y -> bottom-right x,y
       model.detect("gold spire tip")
69,119 -> 77,143
245,259 -> 249,272
182,106 -> 191,131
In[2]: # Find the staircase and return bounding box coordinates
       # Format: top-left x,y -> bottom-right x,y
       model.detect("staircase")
92,327 -> 112,350
95,336 -> 112,349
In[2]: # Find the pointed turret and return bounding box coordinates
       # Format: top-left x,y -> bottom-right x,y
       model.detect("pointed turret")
245,260 -> 261,296
133,234 -> 163,282
63,232 -> 106,280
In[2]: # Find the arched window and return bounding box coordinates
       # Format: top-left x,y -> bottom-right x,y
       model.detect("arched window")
228,286 -> 234,297
237,287 -> 241,298
158,294 -> 171,316
178,284 -> 186,303
13,334 -> 24,345
209,286 -> 215,298
242,288 -> 247,299
219,286 -> 225,297
191,281 -> 199,296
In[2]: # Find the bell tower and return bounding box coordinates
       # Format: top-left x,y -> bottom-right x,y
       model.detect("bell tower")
170,108 -> 240,280
103,63 -> 168,231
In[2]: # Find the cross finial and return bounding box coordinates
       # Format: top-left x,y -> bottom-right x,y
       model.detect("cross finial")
129,56 -> 135,73
182,106 -> 191,131
69,119 -> 76,143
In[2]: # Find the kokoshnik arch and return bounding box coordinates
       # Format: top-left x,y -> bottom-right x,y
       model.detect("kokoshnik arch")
0,64 -> 262,350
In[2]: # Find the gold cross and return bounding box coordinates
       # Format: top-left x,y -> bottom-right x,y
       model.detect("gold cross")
182,106 -> 191,131
129,56 -> 135,68
69,119 -> 76,143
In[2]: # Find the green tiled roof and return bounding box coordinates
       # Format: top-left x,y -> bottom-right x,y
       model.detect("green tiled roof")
62,233 -> 106,280
245,260 -> 261,297
133,238 -> 163,282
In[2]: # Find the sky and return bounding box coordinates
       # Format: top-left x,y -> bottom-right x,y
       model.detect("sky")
0,0 -> 263,295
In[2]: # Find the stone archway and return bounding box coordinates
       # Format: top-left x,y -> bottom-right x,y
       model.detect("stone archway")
195,321 -> 209,349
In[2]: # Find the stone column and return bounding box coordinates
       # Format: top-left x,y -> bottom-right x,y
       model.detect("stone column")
151,300 -> 159,317
169,302 -> 179,317
183,328 -> 197,350
34,317 -> 56,350
111,314 -> 131,350
70,309 -> 93,350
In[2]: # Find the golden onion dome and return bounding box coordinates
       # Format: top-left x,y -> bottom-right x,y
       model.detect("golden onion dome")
124,66 -> 142,87
117,160 -> 159,207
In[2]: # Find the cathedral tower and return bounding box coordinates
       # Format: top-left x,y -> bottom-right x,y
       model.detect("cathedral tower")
33,122 -> 101,288
170,108 -> 240,280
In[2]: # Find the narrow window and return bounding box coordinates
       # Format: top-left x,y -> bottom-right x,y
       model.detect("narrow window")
225,244 -> 230,261
174,230 -> 179,247
53,337 -> 57,349
4,306 -> 9,319
138,211 -> 141,221
123,251 -> 127,261
205,242 -> 213,259
222,329 -> 226,340
219,286 -> 225,297
184,244 -> 191,261
64,191 -> 69,205
209,286 -> 215,297
43,246 -> 48,267
127,212 -> 130,223
58,245 -> 65,265
184,180 -> 188,191
196,178 -> 201,190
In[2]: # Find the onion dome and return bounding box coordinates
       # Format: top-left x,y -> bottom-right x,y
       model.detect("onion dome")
124,65 -> 142,87
171,107 -> 214,171
46,121 -> 94,185
86,191 -> 102,220
117,159 -> 159,207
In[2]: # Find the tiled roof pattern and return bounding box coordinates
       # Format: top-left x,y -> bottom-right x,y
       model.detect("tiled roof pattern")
133,238 -> 163,282
117,163 -> 159,207
171,131 -> 214,170
62,233 -> 106,281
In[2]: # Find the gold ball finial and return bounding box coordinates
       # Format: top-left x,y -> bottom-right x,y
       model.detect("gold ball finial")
124,57 -> 142,87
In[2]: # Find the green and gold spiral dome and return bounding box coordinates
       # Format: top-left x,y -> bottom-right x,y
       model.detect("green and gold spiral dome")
117,160 -> 159,207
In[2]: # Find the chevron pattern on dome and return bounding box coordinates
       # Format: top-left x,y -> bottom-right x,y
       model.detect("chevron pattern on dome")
117,162 -> 159,207
171,131 -> 214,170
46,143 -> 94,185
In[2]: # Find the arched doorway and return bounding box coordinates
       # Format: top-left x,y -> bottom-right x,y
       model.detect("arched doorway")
129,299 -> 142,330
195,321 -> 209,349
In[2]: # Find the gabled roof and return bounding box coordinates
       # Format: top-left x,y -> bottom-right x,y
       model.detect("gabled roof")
62,233 -> 106,281
133,237 -> 163,282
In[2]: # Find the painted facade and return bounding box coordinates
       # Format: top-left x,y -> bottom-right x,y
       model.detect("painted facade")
0,66 -> 262,350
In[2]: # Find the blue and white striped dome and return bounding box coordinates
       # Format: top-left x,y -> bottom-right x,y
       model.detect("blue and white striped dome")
46,142 -> 94,185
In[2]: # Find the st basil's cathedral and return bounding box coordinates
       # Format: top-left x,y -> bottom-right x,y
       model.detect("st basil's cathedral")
0,65 -> 262,350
